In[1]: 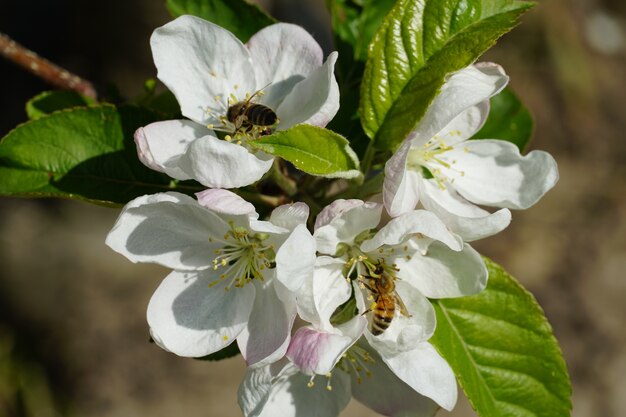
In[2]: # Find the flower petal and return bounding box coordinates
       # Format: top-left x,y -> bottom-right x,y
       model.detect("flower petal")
275,223 -> 316,293
434,100 -> 490,147
246,23 -> 323,110
441,139 -> 559,209
151,15 -> 256,125
380,342 -> 457,411
395,241 -> 488,298
147,269 -> 255,357
134,120 -> 209,179
314,200 -> 382,255
195,188 -> 258,217
105,192 -> 227,270
178,135 -> 273,188
238,365 -> 274,417
383,138 -> 422,217
287,317 -> 366,375
361,210 -> 462,253
270,202 -> 310,230
420,179 -> 512,241
275,51 -> 340,129
237,282 -> 296,367
350,345 -> 440,417
314,199 -> 366,230
413,63 -> 508,146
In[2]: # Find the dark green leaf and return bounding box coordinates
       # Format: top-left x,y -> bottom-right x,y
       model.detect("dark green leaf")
430,258 -> 572,417
194,343 -> 240,361
166,0 -> 275,42
0,105 -> 202,205
473,87 -> 533,151
360,0 -> 534,151
249,125 -> 362,179
25,90 -> 95,120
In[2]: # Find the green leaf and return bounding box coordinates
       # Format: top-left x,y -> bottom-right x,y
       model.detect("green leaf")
430,258 -> 572,417
166,0 -> 275,42
0,105 -> 201,205
360,0 -> 534,151
25,90 -> 95,120
473,87 -> 533,151
194,343 -> 240,361
249,125 -> 362,179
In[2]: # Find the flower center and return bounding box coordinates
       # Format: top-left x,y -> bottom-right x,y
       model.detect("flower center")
406,135 -> 465,189
208,221 -> 275,291
335,345 -> 375,384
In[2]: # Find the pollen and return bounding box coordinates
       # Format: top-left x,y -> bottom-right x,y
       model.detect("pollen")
222,335 -> 229,341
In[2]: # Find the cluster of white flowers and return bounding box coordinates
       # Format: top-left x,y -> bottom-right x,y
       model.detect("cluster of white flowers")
106,16 -> 558,417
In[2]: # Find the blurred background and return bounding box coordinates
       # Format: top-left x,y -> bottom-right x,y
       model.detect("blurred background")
0,0 -> 625,416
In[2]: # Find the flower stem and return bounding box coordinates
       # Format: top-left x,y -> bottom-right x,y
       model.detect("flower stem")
270,160 -> 297,197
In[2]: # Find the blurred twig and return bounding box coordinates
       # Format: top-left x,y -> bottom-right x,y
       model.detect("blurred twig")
0,32 -> 97,100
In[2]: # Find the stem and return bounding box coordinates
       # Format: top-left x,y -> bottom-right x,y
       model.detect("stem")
270,160 -> 297,197
0,32 -> 97,99
360,141 -> 376,175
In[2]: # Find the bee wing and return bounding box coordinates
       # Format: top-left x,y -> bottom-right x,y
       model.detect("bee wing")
395,292 -> 412,317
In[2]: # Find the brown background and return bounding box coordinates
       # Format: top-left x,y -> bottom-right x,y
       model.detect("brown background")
1,0 -> 625,416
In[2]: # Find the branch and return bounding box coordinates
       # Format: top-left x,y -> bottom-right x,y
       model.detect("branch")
0,32 -> 97,100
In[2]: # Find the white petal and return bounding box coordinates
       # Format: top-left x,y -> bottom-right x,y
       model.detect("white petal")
420,179 -> 512,241
270,202 -> 310,230
238,366 -> 274,417
314,199 -> 366,230
395,242 -> 488,298
147,269 -> 255,357
275,224 -> 316,293
381,342 -> 457,411
246,23 -> 323,110
249,363 -> 351,417
440,140 -> 559,209
276,52 -> 340,129
178,135 -> 274,188
134,120 -> 208,179
383,138 -> 421,217
195,188 -> 258,217
350,345 -> 440,417
151,15 -> 256,125
361,210 -> 462,252
413,63 -> 508,146
237,282 -> 296,367
434,100 -> 490,147
364,281 -> 436,353
314,200 -> 382,255
287,317 -> 365,375
105,192 -> 227,270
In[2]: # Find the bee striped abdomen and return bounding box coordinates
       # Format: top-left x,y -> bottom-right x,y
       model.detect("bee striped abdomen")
246,104 -> 277,126
371,294 -> 396,336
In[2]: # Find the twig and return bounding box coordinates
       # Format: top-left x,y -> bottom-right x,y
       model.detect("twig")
0,32 -> 97,100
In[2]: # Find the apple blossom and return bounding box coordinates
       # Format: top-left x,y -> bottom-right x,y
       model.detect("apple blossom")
135,15 -> 340,188
383,63 -> 559,241
284,199 -> 486,409
105,190 -> 315,366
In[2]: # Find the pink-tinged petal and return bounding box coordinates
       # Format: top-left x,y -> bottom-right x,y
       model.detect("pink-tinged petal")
395,242 -> 487,298
275,224 -> 316,293
147,269 -> 255,357
270,202 -> 310,230
420,179 -> 511,241
246,23 -> 323,110
314,199 -> 365,230
440,139 -> 559,209
195,188 -> 258,218
413,63 -> 508,146
314,200 -> 382,255
134,120 -> 207,179
287,317 -> 365,376
364,281 -> 435,352
350,345 -> 440,417
237,282 -> 296,367
380,342 -> 457,411
178,135 -> 274,188
105,192 -> 228,270
151,15 -> 256,125
384,138 -> 421,217
276,52 -> 340,129
244,363 -> 351,417
361,210 -> 462,253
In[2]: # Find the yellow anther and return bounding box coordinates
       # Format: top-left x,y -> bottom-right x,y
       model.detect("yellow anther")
222,335 -> 229,341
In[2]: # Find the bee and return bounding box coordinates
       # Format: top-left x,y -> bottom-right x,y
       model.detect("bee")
362,263 -> 410,335
226,88 -> 278,135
